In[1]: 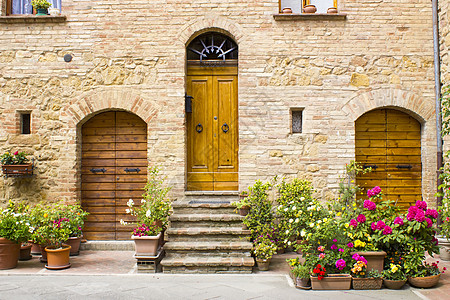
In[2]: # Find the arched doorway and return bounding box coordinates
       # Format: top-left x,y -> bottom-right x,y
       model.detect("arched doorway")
81,111 -> 147,240
186,32 -> 238,191
355,108 -> 422,208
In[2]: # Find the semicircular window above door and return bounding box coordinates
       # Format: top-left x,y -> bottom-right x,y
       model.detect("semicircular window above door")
81,111 -> 147,240
355,108 -> 422,209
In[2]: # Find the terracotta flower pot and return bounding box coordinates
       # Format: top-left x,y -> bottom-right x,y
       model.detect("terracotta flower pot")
295,277 -> 311,289
132,233 -> 161,256
311,274 -> 352,290
437,237 -> 450,261
352,277 -> 383,289
327,7 -> 338,14
65,237 -> 81,256
239,206 -> 250,216
383,278 -> 407,289
30,241 -> 41,255
408,274 -> 441,288
19,243 -> 32,261
45,245 -> 71,270
303,5 -> 317,14
0,238 -> 20,270
39,244 -> 48,263
282,7 -> 292,14
351,251 -> 386,273
256,258 -> 270,271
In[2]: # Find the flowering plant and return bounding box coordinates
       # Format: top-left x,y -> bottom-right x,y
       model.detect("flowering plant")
0,201 -> 31,243
31,0 -> 52,9
412,261 -> 446,277
312,264 -> 327,280
382,263 -> 407,280
65,203 -> 89,237
132,223 -> 160,237
121,166 -> 172,236
0,151 -> 28,165
252,238 -> 277,260
350,253 -> 368,278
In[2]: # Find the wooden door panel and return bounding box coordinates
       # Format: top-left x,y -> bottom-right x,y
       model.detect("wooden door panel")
82,159 -> 116,167
82,127 -> 116,135
82,135 -> 115,143
116,135 -> 147,143
82,151 -> 116,159
82,174 -> 116,183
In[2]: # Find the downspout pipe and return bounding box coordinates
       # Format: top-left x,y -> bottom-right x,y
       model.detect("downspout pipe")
432,0 -> 443,220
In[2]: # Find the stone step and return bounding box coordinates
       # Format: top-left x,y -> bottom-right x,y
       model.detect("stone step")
166,227 -> 250,242
161,255 -> 254,274
169,213 -> 244,228
172,202 -> 237,215
80,241 -> 134,251
164,241 -> 252,254
183,191 -> 239,203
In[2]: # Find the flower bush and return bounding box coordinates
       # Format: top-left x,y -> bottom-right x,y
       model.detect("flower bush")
121,166 -> 172,236
65,203 -> 89,237
413,261 -> 446,277
350,253 -> 368,278
0,151 -> 28,165
382,263 -> 407,281
0,201 -> 31,243
31,0 -> 52,9
252,235 -> 277,260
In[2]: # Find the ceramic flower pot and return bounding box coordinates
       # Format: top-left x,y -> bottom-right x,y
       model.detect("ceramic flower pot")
303,5 -> 317,14
327,7 -> 338,14
30,241 -> 41,255
437,236 -> 450,261
383,278 -> 407,289
132,233 -> 161,256
36,8 -> 48,16
256,258 -> 270,271
295,277 -> 311,289
311,274 -> 352,290
351,251 -> 386,273
239,206 -> 250,216
19,243 -> 32,261
65,237 -> 81,256
45,245 -> 71,270
282,7 -> 293,14
408,274 -> 441,288
352,277 -> 383,289
0,238 -> 20,270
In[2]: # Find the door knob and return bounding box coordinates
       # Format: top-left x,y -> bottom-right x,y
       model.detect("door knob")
221,123 -> 229,133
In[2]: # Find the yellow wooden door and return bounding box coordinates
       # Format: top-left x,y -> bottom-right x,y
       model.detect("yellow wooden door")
187,67 -> 238,191
356,109 -> 421,208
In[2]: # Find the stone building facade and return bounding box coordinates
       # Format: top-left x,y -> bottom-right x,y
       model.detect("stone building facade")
0,1 -> 439,211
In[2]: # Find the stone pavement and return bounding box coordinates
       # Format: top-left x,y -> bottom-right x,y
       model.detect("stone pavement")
0,250 -> 448,300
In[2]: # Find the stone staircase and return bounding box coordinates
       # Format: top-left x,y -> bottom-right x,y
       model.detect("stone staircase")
161,193 -> 254,273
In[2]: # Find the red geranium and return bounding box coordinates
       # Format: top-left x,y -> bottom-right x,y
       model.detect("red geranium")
313,263 -> 327,280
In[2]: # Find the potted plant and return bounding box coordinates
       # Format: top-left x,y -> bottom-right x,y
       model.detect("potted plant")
31,0 -> 52,15
252,236 -> 277,271
121,166 -> 172,256
19,242 -> 32,261
63,202 -> 89,256
350,254 -> 382,289
0,201 -> 31,270
292,263 -> 311,289
408,261 -> 446,288
382,263 -> 407,289
1,151 -> 33,177
232,197 -> 251,216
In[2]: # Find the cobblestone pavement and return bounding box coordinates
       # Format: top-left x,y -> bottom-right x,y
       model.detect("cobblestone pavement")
0,251 -> 448,299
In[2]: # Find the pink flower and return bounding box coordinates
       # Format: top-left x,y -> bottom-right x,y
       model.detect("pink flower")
333,239 -> 337,242
363,200 -> 376,211
335,259 -> 346,270
394,217 -> 404,225
407,212 -> 415,221
415,210 -> 425,222
330,244 -> 337,250
319,253 -> 326,259
425,218 -> 433,228
416,200 -> 427,210
13,151 -> 18,155
425,209 -> 438,219
352,253 -> 367,265
350,219 -> 358,228
371,222 -> 377,231
318,246 -> 325,252
356,214 -> 366,223
338,248 -> 344,252
376,220 -> 386,230
347,242 -> 354,248
382,226 -> 392,235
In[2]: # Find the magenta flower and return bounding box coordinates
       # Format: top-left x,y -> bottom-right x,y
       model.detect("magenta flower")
352,253 -> 368,265
352,253 -> 360,260
371,222 -> 377,231
350,219 -> 358,228
376,220 -> 386,230
13,151 -> 18,155
415,210 -> 425,222
393,217 -> 404,225
333,239 -> 337,242
356,214 -> 366,223
347,242 -> 354,248
363,200 -> 376,211
425,209 -> 438,219
330,244 -> 337,250
335,259 -> 346,270
382,226 -> 392,235
416,200 -> 427,210
319,253 -> 325,259
425,218 -> 433,228
338,248 -> 344,252
407,212 -> 415,221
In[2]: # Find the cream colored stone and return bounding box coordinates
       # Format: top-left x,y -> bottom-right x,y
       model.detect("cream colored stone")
350,73 -> 370,87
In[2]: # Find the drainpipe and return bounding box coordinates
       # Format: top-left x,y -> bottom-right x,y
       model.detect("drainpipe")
432,0 -> 443,222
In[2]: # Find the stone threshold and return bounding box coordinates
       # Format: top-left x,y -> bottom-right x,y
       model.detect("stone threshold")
273,13 -> 347,21
185,191 -> 239,196
80,240 -> 134,251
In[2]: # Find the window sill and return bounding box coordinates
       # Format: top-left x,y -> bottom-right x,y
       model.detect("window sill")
273,13 -> 347,21
0,15 -> 67,23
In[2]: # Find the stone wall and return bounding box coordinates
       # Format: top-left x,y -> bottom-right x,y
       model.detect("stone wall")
0,0 -> 438,205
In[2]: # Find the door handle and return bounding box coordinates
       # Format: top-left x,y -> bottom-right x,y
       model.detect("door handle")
124,168 -> 141,173
90,168 -> 106,174
396,164 -> 412,169
221,123 -> 229,133
196,123 -> 203,133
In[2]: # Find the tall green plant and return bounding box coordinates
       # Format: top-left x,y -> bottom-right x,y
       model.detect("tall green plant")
438,84 -> 450,239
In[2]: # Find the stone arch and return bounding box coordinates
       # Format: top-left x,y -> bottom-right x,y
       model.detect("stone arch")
340,88 -> 435,123
61,88 -> 158,128
177,15 -> 244,46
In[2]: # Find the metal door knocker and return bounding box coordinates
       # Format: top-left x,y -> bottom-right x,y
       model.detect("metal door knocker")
221,123 -> 229,133
196,123 -> 203,133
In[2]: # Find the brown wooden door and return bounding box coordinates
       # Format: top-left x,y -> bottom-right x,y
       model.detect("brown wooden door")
187,66 -> 238,191
356,108 -> 421,208
81,111 -> 147,240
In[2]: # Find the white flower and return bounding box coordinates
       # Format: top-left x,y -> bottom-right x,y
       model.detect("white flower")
289,218 -> 293,223
284,208 -> 288,212
146,209 -> 152,218
309,223 -> 314,228
323,218 -> 328,222
301,197 -> 305,201
295,218 -> 299,223
120,219 -> 125,225
285,230 -> 289,235
141,199 -> 146,204
317,220 -> 322,224
127,199 -> 134,207
287,241 -> 292,246
316,224 -> 321,229
292,206 -> 296,210
125,208 -> 130,214
300,229 -> 306,237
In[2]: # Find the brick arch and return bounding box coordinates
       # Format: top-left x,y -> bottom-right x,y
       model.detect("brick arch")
177,15 -> 245,46
61,88 -> 158,127
340,88 -> 435,123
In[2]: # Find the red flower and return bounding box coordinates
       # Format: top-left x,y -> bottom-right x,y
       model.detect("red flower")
13,151 -> 18,155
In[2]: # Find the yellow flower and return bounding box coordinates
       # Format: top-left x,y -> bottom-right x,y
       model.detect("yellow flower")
337,212 -> 341,217
352,203 -> 356,207
43,213 -> 48,218
344,223 -> 349,228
